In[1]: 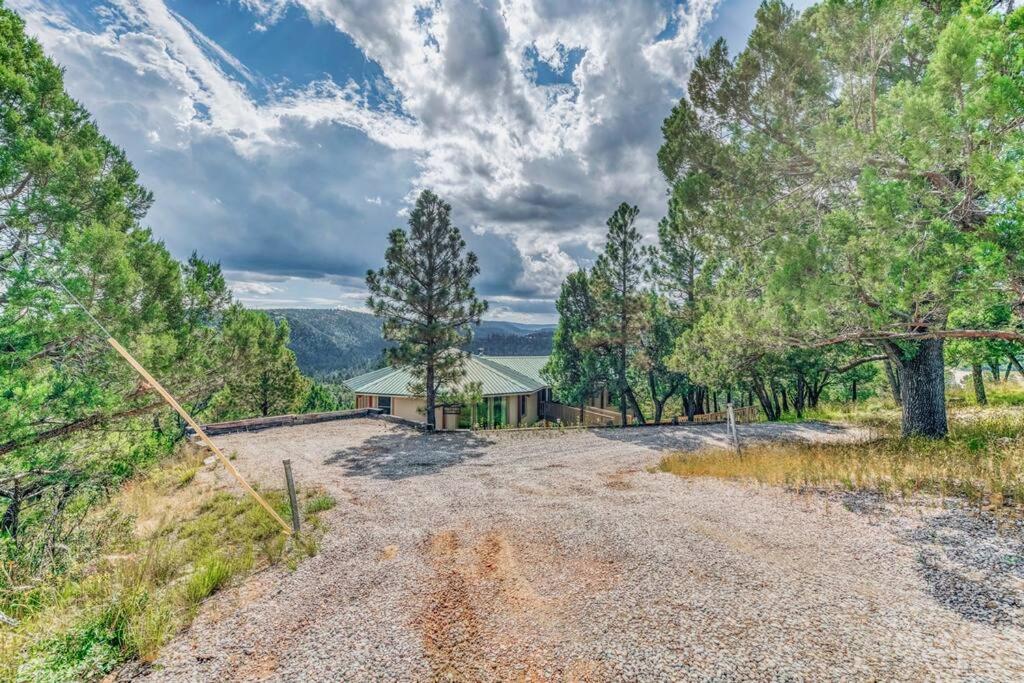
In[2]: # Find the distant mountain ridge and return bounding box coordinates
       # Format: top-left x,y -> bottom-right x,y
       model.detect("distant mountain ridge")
266,308 -> 554,379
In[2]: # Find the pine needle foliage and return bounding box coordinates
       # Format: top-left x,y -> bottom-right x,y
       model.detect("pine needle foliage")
365,190 -> 487,429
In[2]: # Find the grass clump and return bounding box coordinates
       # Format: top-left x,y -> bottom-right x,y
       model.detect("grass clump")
182,553 -> 234,607
1,446 -> 333,681
659,412 -> 1024,509
304,493 -> 336,515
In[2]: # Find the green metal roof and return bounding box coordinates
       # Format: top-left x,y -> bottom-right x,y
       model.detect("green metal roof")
478,355 -> 548,386
345,355 -> 550,397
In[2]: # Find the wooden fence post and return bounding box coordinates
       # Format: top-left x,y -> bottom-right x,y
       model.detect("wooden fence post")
283,459 -> 300,534
727,403 -> 741,457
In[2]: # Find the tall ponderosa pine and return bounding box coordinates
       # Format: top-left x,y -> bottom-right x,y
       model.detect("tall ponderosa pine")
590,203 -> 648,425
366,190 -> 487,430
544,269 -> 603,420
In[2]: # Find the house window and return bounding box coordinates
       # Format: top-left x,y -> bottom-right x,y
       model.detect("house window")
377,396 -> 392,415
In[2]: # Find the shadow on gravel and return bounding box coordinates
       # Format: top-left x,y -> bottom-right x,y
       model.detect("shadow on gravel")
907,510 -> 1024,627
839,491 -> 1024,627
588,421 -> 851,453
324,429 -> 494,480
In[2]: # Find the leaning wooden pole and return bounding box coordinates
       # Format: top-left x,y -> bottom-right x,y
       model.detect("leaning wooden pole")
106,337 -> 293,535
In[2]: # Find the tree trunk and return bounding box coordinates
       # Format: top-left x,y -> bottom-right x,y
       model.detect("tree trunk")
972,363 -> 987,406
899,338 -> 948,438
794,375 -> 805,418
808,383 -> 822,408
851,380 -> 858,403
625,386 -> 646,425
990,362 -> 1000,383
1,490 -> 19,541
752,376 -> 778,421
883,359 -> 902,406
781,386 -> 789,414
648,370 -> 663,424
425,363 -> 436,430
1009,354 -> 1024,380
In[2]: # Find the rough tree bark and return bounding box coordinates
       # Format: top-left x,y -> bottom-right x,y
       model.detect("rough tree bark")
794,374 -> 806,418
899,339 -> 948,438
752,375 -> 779,421
425,363 -> 436,430
1009,354 -> 1024,380
883,359 -> 902,406
972,363 -> 987,405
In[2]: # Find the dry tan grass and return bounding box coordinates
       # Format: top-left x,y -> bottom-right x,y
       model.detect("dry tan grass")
660,412 -> 1024,509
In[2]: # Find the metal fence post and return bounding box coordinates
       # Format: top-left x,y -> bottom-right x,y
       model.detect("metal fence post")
283,459 -> 300,534
726,403 -> 741,457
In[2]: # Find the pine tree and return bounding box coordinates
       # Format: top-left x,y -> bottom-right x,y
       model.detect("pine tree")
543,269 -> 604,421
219,307 -> 307,417
366,190 -> 487,430
590,203 -> 648,425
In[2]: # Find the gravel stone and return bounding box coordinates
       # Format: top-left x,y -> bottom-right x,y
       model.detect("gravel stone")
137,419 -> 1024,681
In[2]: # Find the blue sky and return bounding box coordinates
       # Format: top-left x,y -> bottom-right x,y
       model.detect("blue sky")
12,0 -> 812,322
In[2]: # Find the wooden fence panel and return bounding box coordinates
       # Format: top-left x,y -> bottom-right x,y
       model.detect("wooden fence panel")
686,405 -> 759,424
541,402 -> 760,427
541,402 -> 620,427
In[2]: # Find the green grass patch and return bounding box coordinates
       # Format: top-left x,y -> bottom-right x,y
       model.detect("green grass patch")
304,493 -> 336,515
1,447 -> 334,682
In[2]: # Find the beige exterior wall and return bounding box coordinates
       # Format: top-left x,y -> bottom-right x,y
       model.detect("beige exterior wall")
391,396 -> 424,422
389,397 -> 450,430
524,391 -> 539,425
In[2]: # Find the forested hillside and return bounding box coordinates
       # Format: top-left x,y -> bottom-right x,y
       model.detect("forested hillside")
268,308 -> 554,378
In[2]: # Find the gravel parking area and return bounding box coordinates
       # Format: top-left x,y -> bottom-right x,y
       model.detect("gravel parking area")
141,419 -> 1024,681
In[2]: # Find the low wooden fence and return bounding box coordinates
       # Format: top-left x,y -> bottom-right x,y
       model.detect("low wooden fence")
190,407 -> 386,436
541,402 -> 625,427
541,402 -> 760,427
688,405 -> 759,424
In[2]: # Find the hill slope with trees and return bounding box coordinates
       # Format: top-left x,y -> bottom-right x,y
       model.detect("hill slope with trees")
267,308 -> 554,378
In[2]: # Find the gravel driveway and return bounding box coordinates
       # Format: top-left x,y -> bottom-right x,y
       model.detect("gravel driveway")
141,418 -> 1024,681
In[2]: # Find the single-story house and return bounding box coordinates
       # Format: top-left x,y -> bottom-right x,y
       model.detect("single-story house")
345,355 -> 553,430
